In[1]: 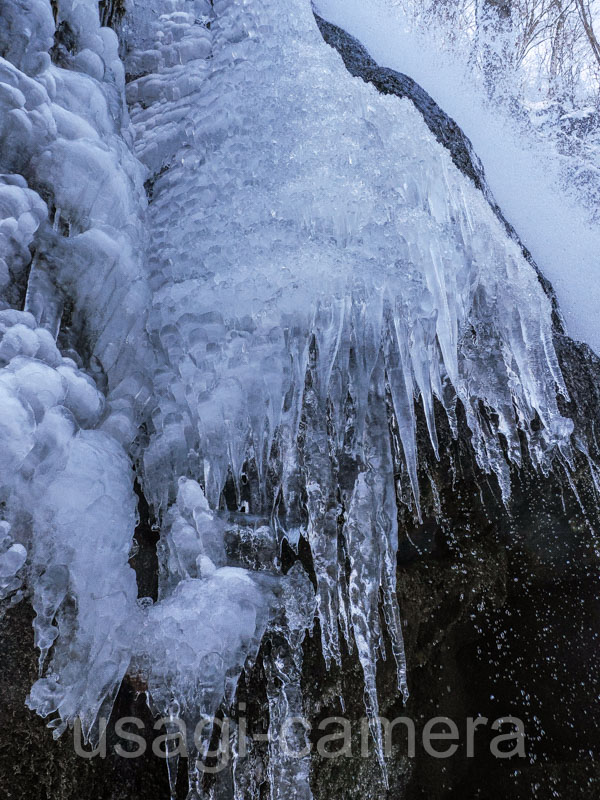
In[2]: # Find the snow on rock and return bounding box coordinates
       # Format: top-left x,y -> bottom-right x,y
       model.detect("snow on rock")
314,0 -> 600,354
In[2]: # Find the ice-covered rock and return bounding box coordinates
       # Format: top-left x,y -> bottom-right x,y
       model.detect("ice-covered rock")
140,568 -> 275,720
0,176 -> 47,303
0,0 -> 152,423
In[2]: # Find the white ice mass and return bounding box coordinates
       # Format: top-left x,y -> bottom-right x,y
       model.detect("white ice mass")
0,0 -> 586,796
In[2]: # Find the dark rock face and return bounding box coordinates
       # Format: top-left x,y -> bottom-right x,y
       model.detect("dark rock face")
1,12 -> 599,800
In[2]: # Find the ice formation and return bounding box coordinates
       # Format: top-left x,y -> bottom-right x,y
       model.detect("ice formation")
0,0 -> 580,796
315,0 -> 600,355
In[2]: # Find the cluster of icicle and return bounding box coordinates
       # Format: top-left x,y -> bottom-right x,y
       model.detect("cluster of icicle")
0,0 -> 575,797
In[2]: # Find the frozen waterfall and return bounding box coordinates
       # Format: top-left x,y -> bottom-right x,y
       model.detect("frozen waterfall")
0,0 -> 581,797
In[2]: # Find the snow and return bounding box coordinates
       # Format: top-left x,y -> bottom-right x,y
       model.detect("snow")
315,0 -> 600,355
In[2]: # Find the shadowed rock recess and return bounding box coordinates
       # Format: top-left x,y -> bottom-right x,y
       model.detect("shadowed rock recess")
0,2 -> 599,799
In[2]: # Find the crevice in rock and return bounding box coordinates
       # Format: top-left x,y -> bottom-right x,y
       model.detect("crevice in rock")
130,477 -> 160,602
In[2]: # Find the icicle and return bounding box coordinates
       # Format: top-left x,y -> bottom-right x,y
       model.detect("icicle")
31,565 -> 69,676
560,456 -> 596,538
164,700 -> 183,800
186,760 -> 203,800
383,302 -> 420,512
340,354 -> 410,784
303,339 -> 342,667
343,468 -> 389,782
263,564 -> 315,800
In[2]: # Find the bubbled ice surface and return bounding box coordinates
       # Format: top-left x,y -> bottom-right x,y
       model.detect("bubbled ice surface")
0,309 -> 140,741
0,0 -> 149,742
